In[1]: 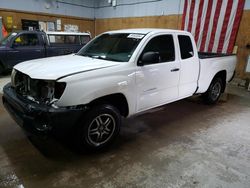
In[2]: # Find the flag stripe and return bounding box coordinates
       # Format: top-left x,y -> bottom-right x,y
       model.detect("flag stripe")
197,0 -> 209,49
191,1 -> 200,36
204,1 -> 217,51
187,0 -> 196,32
200,0 -> 213,52
227,0 -> 245,53
207,0 -> 223,52
181,0 -> 188,30
222,0 -> 239,53
212,0 -> 228,52
217,0 -> 233,53
184,0 -> 191,30
194,0 -> 205,43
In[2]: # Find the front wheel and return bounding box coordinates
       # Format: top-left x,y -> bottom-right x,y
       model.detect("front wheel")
74,104 -> 121,151
202,77 -> 223,104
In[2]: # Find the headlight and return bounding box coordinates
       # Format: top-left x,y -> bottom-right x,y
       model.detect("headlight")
10,70 -> 66,104
35,81 -> 66,103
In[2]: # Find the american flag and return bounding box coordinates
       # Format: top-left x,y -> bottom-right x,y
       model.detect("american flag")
181,0 -> 245,53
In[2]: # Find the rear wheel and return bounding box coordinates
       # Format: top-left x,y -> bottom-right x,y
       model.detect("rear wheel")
74,104 -> 121,151
203,77 -> 223,104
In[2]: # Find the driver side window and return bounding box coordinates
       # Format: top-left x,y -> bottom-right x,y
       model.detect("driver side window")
141,35 -> 175,64
13,34 -> 39,47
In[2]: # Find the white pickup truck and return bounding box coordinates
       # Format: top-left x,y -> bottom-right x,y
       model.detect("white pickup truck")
3,29 -> 236,150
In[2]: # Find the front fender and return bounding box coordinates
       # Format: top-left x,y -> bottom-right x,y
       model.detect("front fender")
56,69 -> 137,115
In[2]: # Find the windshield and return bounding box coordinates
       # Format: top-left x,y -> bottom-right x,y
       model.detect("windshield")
0,32 -> 17,45
77,33 -> 145,62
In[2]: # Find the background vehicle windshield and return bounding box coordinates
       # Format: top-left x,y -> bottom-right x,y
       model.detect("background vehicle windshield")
77,33 -> 144,62
0,32 -> 17,45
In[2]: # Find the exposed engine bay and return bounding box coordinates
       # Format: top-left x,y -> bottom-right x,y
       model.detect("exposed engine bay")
11,69 -> 66,105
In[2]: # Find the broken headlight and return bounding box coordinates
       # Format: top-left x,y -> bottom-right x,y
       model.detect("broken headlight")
11,70 -> 66,105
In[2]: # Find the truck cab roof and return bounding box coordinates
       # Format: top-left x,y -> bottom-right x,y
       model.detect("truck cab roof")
105,28 -> 191,35
45,31 -> 90,36
9,30 -> 90,36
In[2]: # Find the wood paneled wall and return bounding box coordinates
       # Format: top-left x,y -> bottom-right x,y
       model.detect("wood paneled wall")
0,9 -> 95,35
235,10 -> 250,79
95,15 -> 182,35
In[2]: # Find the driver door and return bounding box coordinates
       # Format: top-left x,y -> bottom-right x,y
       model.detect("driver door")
136,34 -> 180,112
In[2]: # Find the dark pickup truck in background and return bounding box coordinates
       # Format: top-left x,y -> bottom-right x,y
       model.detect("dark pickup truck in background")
0,30 -> 91,74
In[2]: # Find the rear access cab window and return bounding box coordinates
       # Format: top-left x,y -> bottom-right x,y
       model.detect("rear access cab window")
178,35 -> 194,59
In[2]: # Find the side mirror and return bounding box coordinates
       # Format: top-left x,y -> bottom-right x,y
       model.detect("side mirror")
138,52 -> 160,66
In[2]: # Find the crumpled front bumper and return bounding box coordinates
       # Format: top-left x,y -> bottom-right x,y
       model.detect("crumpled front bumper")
2,83 -> 86,137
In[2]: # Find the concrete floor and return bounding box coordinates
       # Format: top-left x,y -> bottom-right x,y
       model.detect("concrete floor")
0,85 -> 250,188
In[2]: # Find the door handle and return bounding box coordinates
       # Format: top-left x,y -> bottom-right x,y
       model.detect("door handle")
171,68 -> 180,72
35,50 -> 42,52
10,51 -> 19,53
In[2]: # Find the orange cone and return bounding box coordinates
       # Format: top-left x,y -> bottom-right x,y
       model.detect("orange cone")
2,25 -> 8,37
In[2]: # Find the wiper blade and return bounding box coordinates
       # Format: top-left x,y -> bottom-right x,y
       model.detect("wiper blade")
95,56 -> 120,62
77,54 -> 120,62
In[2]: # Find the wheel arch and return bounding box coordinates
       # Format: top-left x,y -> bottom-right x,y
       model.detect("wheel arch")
88,93 -> 129,117
212,70 -> 227,93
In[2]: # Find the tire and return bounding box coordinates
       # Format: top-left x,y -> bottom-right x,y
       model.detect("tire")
202,77 -> 223,104
74,104 -> 121,151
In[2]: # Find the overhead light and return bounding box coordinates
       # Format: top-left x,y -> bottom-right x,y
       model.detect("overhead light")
112,0 -> 117,7
44,2 -> 51,9
108,0 -> 112,4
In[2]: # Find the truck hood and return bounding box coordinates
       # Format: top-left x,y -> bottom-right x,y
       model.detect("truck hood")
14,54 -> 121,80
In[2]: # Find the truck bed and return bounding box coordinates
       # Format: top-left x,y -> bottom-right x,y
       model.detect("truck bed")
197,52 -> 236,94
198,52 -> 234,59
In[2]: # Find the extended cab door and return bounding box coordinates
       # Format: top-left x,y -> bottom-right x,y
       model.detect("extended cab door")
177,35 -> 199,98
136,34 -> 180,112
8,33 -> 45,67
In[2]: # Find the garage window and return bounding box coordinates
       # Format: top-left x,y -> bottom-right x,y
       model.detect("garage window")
80,35 -> 90,45
65,35 -> 80,44
48,35 -> 81,44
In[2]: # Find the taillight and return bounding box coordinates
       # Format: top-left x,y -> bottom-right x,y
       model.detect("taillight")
54,82 -> 66,99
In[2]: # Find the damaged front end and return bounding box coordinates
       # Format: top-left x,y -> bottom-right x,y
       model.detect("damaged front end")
2,69 -> 86,137
11,69 -> 66,106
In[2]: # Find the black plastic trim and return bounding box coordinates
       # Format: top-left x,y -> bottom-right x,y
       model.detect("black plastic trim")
2,83 -> 86,137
